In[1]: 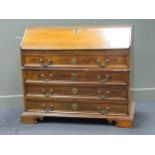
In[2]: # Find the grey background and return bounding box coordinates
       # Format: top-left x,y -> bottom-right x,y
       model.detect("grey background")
0,19 -> 155,101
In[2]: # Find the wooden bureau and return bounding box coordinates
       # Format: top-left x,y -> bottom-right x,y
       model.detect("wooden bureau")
20,26 -> 135,128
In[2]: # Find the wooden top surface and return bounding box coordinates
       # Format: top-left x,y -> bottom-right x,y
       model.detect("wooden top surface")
21,26 -> 132,50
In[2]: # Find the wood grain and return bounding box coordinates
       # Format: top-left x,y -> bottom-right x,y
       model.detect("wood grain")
21,26 -> 132,50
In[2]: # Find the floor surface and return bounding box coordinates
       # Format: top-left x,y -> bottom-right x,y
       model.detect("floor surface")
0,99 -> 155,135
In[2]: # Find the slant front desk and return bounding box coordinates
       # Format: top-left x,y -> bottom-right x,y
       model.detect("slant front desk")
20,26 -> 134,128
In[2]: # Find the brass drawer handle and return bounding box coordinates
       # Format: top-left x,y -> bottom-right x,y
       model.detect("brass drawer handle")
96,58 -> 110,67
43,59 -> 52,67
72,87 -> 78,95
100,95 -> 109,99
39,73 -> 46,81
97,106 -> 110,115
42,89 -> 54,97
72,103 -> 79,110
41,104 -> 54,112
47,59 -> 52,65
39,58 -> 44,65
97,74 -> 110,83
40,73 -> 45,78
97,90 -> 110,99
39,73 -> 53,82
47,74 -> 53,81
48,73 -> 53,78
71,73 -> 77,81
39,58 -> 52,67
71,57 -> 77,64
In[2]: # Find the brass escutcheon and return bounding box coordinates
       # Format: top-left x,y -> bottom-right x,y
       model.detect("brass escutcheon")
72,87 -> 78,95
72,103 -> 79,110
71,57 -> 77,64
71,73 -> 77,81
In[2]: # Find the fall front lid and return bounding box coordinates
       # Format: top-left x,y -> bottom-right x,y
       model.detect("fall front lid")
21,26 -> 132,50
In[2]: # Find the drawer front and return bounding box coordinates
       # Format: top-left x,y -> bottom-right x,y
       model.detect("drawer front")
25,100 -> 128,115
25,84 -> 128,101
24,70 -> 129,85
22,54 -> 129,69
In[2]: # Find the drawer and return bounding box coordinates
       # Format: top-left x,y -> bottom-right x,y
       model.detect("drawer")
25,100 -> 128,115
22,54 -> 129,69
25,84 -> 128,101
24,70 -> 129,85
